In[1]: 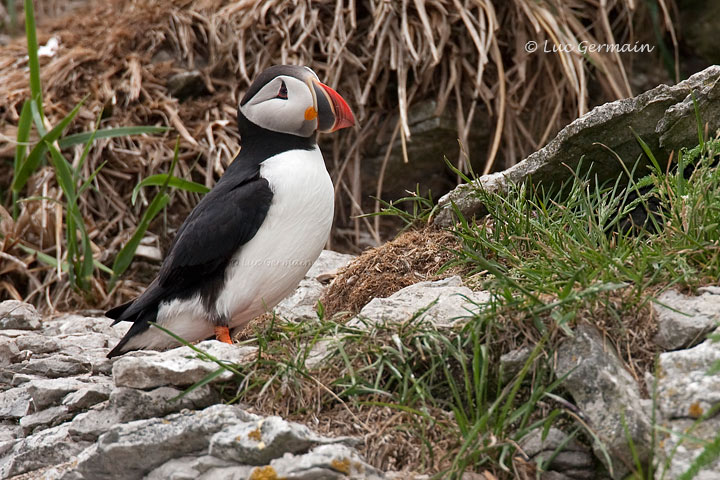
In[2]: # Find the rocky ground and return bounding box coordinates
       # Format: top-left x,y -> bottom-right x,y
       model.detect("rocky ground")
1,249 -> 719,479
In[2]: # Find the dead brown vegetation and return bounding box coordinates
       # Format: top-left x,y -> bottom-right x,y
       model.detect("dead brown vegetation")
321,227 -> 464,317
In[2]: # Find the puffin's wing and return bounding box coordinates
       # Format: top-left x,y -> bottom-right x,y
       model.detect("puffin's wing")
108,175 -> 273,324
158,176 -> 273,287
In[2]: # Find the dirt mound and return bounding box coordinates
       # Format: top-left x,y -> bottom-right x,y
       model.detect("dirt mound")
321,228 -> 464,317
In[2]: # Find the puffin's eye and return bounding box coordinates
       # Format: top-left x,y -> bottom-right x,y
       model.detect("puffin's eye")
277,81 -> 288,100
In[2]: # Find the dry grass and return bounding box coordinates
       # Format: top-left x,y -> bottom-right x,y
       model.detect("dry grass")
321,227 -> 464,317
0,0 -> 675,310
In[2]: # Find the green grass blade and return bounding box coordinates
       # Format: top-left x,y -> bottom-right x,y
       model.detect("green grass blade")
46,141 -> 82,288
80,224 -> 94,290
78,161 -> 107,196
58,126 -> 169,149
29,98 -> 46,136
131,174 -> 209,205
13,100 -> 33,218
74,111 -> 103,174
630,127 -> 662,173
12,97 -> 87,193
679,432 -> 720,480
109,137 -> 181,288
24,0 -> 42,117
109,192 -> 170,288
45,141 -> 77,205
16,243 -> 67,271
14,100 -> 33,173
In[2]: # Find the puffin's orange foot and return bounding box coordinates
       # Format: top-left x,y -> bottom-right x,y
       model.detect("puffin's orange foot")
214,326 -> 232,344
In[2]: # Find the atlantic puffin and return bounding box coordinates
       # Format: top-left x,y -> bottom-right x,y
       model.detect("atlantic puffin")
106,65 -> 354,357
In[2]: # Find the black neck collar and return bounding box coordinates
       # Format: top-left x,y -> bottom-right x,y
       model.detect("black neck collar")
236,109 -> 316,163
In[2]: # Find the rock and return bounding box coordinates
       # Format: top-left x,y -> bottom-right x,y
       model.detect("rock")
0,300 -> 41,330
64,405 -> 258,479
555,325 -> 652,479
519,428 -> 595,479
42,314 -> 129,339
27,378 -> 108,410
435,66 -> 720,226
0,425 -> 21,456
8,354 -> 93,379
20,405 -> 72,434
111,340 -> 257,389
0,424 -> 91,478
0,386 -> 31,419
274,250 -> 355,321
69,385 -> 220,441
145,455 -> 243,480
61,384 -> 113,411
653,329 -> 720,480
0,291 -> 385,480
653,288 -> 720,350
14,333 -> 60,354
268,443 -> 385,479
499,346 -> 532,382
0,337 -> 20,366
654,331 -> 720,420
654,417 -> 720,479
349,276 -> 489,328
209,416 -> 354,465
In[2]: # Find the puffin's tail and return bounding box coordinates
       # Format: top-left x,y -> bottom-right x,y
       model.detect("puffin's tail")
106,306 -> 159,358
105,300 -> 133,324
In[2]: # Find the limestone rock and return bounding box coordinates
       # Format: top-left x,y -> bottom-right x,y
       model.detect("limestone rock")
435,66 -> 720,226
556,325 -> 651,479
655,331 -> 720,420
209,416 -> 355,465
0,425 -> 21,456
8,354 -> 93,379
111,340 -> 257,389
268,443 -> 386,479
499,346 -> 532,382
69,385 -> 221,441
350,276 -> 489,328
0,290 -> 384,480
653,328 -> 720,478
61,384 -> 113,411
145,455 -> 243,480
0,386 -> 31,419
0,337 -> 20,366
14,333 -> 60,354
519,428 -> 595,480
654,417 -> 720,479
653,287 -> 720,350
20,405 -> 72,434
0,424 -> 91,478
26,377 -> 109,410
0,300 -> 41,330
63,405 -> 258,480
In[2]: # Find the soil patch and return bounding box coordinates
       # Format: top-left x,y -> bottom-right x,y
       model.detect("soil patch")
321,227 -> 465,317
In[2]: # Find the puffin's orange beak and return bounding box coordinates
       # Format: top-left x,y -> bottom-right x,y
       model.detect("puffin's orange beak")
312,79 -> 355,132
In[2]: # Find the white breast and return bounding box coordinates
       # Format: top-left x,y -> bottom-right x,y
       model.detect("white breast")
217,145 -> 334,327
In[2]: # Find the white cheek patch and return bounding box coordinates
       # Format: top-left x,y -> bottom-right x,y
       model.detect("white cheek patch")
240,76 -> 316,137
